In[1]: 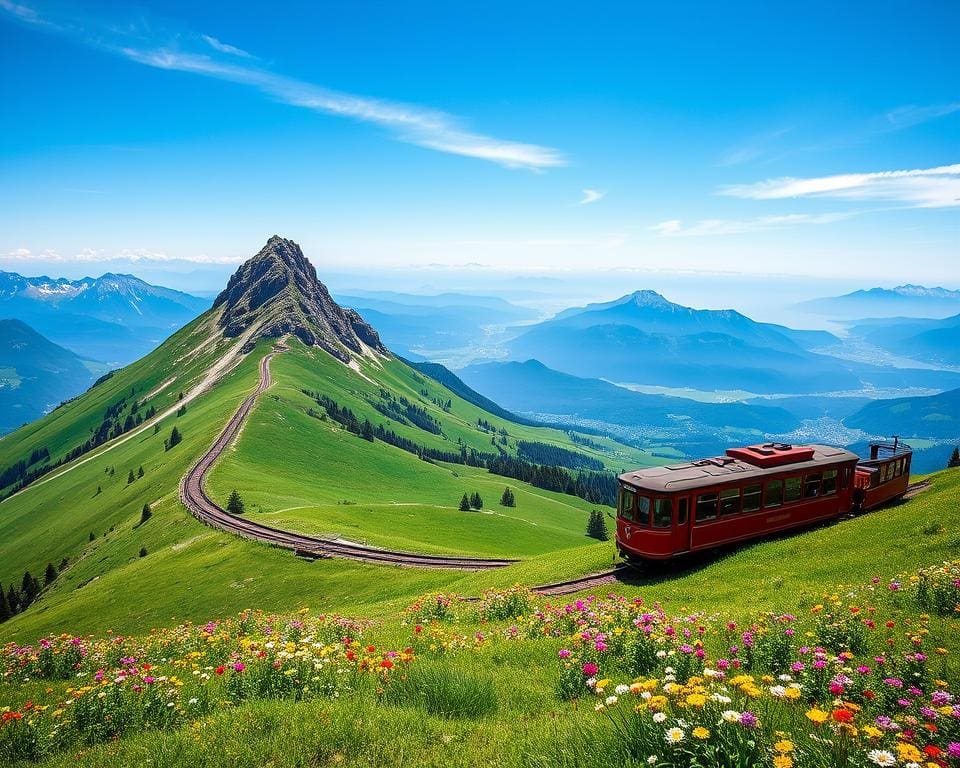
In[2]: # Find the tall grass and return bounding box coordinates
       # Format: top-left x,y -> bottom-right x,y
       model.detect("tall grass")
382,661 -> 498,719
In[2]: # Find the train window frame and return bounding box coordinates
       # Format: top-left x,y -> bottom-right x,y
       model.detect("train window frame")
742,483 -> 762,512
822,469 -> 837,496
677,498 -> 689,526
894,459 -> 903,477
764,479 -> 784,508
803,473 -> 822,498
637,495 -> 651,527
618,488 -> 636,521
784,476 -> 802,503
719,487 -> 741,516
696,493 -> 718,523
840,467 -> 851,489
653,498 -> 672,528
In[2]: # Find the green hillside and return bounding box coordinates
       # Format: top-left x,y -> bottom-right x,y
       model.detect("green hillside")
846,386 -> 960,439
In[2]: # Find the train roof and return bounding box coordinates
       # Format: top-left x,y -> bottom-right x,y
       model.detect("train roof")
619,443 -> 860,493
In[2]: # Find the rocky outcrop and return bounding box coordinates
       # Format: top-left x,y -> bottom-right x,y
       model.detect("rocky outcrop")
213,236 -> 387,361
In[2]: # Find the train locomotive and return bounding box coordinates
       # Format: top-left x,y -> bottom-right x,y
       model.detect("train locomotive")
616,440 -> 912,563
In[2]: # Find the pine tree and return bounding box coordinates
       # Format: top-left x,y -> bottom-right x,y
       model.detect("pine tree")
58,557 -> 69,572
177,405 -> 187,417
500,487 -> 516,507
95,485 -> 101,495
6,584 -> 19,615
361,419 -> 375,441
21,571 -> 39,606
948,447 -> 960,469
586,510 -> 610,541
137,465 -> 145,478
470,492 -> 483,510
459,493 -> 471,511
127,469 -> 136,484
139,546 -> 148,558
165,426 -> 182,451
89,531 -> 96,542
140,503 -> 152,523
0,584 -> 9,623
154,423 -> 161,435
227,490 -> 245,515
44,562 -> 57,587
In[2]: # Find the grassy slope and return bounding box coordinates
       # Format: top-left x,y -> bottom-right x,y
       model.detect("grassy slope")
0,338 -> 646,641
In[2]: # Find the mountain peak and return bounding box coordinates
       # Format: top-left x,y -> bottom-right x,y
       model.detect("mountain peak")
213,236 -> 387,361
627,290 -> 675,309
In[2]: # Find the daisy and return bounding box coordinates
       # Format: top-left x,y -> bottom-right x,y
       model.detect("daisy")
665,727 -> 684,744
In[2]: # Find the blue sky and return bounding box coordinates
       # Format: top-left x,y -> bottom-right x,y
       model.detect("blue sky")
1,0 -> 957,289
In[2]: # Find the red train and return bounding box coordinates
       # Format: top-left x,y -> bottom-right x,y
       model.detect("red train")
616,440 -> 911,562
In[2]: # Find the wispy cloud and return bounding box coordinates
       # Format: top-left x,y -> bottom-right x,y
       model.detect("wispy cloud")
720,164 -> 960,208
576,189 -> 605,206
0,3 -> 565,171
650,212 -> 855,237
200,34 -> 254,59
884,102 -> 960,130
717,127 -> 793,167
1,247 -> 245,264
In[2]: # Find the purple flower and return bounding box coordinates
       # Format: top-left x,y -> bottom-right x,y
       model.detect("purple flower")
558,649 -> 571,659
739,711 -> 758,728
582,662 -> 598,676
946,743 -> 960,759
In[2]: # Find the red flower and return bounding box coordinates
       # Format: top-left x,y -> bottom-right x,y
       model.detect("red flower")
924,745 -> 943,757
346,651 -> 356,661
366,645 -> 376,653
380,659 -> 394,669
414,625 -> 423,634
2,712 -> 23,722
831,708 -> 853,723
215,665 -> 225,675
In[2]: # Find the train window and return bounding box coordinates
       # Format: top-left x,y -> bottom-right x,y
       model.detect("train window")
696,493 -> 718,522
637,496 -> 651,527
822,469 -> 837,496
894,459 -> 903,477
653,498 -> 672,528
618,489 -> 635,521
784,477 -> 802,503
719,488 -> 741,516
840,467 -> 851,489
803,473 -> 822,498
764,480 -> 784,508
743,483 -> 762,512
677,498 -> 689,525
880,464 -> 889,483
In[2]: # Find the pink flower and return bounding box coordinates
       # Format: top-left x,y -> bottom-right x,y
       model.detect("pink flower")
233,662 -> 246,672
558,649 -> 571,659
582,662 -> 598,676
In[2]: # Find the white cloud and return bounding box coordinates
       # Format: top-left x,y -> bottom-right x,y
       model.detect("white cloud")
1,247 -> 245,265
576,189 -> 605,206
650,212 -> 855,237
884,102 -> 960,130
719,164 -> 960,208
201,34 -> 254,59
0,2 -> 564,171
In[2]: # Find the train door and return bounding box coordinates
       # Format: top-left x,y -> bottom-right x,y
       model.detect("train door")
673,496 -> 691,554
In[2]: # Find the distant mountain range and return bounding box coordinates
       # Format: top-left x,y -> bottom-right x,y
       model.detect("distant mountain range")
0,319 -> 99,434
846,314 -> 960,367
336,291 -> 538,359
798,285 -> 960,319
845,387 -> 960,440
459,359 -> 800,435
0,270 -> 210,364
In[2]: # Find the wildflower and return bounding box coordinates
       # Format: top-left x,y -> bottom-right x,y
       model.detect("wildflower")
739,711 -> 758,728
773,756 -> 793,768
806,708 -> 829,725
866,750 -> 896,766
653,712 -> 667,723
665,727 -> 684,744
721,710 -> 741,723
692,726 -> 710,739
582,662 -> 598,676
774,740 -> 794,753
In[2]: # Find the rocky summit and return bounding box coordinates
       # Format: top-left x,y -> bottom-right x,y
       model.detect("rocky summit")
213,235 -> 387,361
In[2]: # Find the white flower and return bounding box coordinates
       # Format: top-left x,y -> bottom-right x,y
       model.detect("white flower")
664,727 -> 684,744
641,691 -> 652,700
656,650 -> 667,659
866,750 -> 896,767
653,712 -> 667,723
721,710 -> 740,723
615,684 -> 630,695
585,677 -> 597,688
647,757 -> 658,765
778,674 -> 793,682
605,695 -> 618,706
594,702 -> 605,712
711,693 -> 732,704
769,685 -> 787,698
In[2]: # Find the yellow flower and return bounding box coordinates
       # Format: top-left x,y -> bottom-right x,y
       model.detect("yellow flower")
895,743 -> 923,763
692,726 -> 710,740
773,756 -> 793,768
862,725 -> 882,739
685,693 -> 708,707
805,708 -> 829,725
773,740 -> 794,753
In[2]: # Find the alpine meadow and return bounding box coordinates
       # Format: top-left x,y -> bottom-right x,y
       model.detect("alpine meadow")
1,3 -> 958,768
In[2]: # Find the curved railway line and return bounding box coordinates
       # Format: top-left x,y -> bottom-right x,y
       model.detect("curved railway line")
179,347 -> 518,570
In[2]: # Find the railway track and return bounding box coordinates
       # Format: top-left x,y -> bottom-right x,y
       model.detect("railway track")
179,347 -> 517,570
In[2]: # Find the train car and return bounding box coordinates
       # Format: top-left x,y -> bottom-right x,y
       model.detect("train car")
616,443 -> 860,562
853,440 -> 912,512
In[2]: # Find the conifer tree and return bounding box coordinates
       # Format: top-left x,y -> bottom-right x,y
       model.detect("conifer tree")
459,493 -> 471,511
0,584 -> 9,622
586,510 -> 610,541
227,490 -> 245,515
500,487 -> 516,507
44,562 -> 57,586
6,584 -> 19,615
58,557 -> 69,572
470,492 -> 483,510
139,546 -> 148,558
949,446 -> 960,469
21,571 -> 40,606
137,465 -> 145,478
165,426 -> 182,451
89,531 -> 96,542
141,503 -> 152,523
361,419 -> 375,441
127,469 -> 136,484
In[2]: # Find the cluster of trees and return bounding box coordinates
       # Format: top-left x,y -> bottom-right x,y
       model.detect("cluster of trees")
303,390 -> 619,508
127,465 -> 145,484
164,426 -> 182,451
948,447 -> 959,469
568,432 -> 604,451
586,510 -> 610,541
459,492 -> 484,511
500,487 -> 516,507
371,391 -> 442,434
517,440 -> 604,471
0,389 -> 161,499
0,560 -> 67,623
